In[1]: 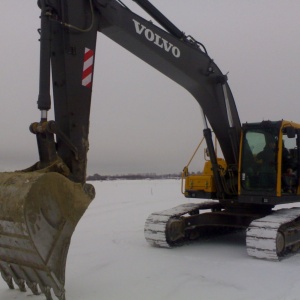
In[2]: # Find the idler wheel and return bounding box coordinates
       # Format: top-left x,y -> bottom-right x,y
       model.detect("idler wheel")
276,231 -> 285,256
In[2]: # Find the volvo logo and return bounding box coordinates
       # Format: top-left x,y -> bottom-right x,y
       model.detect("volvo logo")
133,19 -> 181,58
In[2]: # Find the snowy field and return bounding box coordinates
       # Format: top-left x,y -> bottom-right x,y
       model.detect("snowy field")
1,179 -> 300,300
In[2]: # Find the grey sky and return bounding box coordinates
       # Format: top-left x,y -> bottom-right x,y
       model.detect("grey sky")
1,1 -> 300,175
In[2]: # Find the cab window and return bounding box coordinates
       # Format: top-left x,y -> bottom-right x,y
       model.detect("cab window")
241,130 -> 277,191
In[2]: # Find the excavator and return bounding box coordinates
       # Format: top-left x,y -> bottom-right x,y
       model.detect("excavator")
1,0 -> 300,299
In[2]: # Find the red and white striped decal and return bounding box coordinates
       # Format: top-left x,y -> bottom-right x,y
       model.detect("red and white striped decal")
82,48 -> 94,88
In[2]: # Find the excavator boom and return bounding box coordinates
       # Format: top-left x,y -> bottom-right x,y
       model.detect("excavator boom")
95,0 -> 241,166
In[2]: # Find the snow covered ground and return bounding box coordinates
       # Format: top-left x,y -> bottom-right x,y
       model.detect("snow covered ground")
1,179 -> 300,300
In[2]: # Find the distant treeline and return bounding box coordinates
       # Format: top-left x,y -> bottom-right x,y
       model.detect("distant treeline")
87,173 -> 182,181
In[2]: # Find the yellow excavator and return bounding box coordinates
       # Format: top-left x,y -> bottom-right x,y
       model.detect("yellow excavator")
1,1 -> 300,299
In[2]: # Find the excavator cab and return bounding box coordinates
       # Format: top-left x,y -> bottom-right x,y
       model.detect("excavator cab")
182,120 -> 300,205
239,120 -> 300,204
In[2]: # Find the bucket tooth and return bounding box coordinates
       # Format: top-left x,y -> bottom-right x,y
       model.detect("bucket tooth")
0,266 -> 14,289
9,264 -> 27,292
40,285 -> 53,300
20,266 -> 40,294
27,281 -> 39,295
0,171 -> 94,299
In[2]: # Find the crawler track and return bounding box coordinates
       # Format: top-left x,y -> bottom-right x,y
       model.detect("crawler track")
146,201 -> 300,261
246,207 -> 300,260
144,201 -> 222,248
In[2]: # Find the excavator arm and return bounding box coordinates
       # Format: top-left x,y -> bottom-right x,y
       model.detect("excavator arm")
94,0 -> 241,198
35,0 -> 99,184
0,1 -> 241,299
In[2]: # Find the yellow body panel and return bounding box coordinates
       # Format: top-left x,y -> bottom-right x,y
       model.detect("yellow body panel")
184,158 -> 227,194
185,174 -> 215,193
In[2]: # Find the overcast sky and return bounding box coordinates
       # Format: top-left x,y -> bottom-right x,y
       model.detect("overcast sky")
1,0 -> 300,175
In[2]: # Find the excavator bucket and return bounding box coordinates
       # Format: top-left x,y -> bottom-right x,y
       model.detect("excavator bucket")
0,171 -> 94,300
